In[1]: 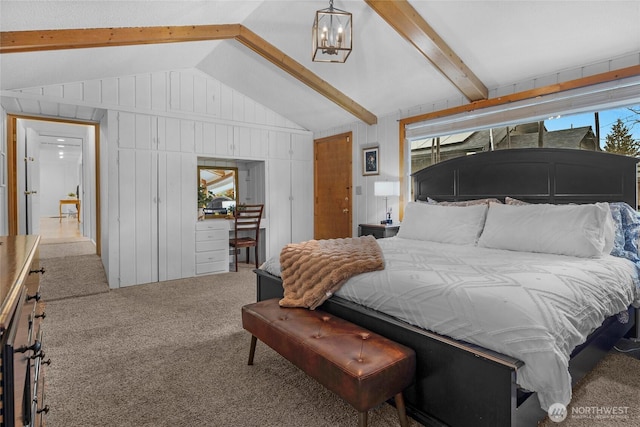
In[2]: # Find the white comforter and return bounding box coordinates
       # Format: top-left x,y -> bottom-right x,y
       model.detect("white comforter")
333,237 -> 639,410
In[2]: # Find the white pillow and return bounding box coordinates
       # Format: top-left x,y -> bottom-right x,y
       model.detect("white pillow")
477,202 -> 615,258
397,202 -> 488,245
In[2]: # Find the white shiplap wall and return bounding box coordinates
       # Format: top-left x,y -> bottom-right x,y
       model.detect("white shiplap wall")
2,68 -> 313,288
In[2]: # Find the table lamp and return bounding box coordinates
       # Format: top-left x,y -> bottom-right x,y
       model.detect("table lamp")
374,181 -> 400,225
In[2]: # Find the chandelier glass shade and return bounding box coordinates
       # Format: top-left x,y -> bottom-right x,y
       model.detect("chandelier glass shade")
312,0 -> 352,63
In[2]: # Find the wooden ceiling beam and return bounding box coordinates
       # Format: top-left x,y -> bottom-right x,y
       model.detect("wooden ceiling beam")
366,0 -> 488,102
0,24 -> 377,125
0,25 -> 242,53
236,26 -> 377,125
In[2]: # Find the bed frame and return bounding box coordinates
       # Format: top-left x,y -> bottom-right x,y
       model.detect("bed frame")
254,148 -> 639,427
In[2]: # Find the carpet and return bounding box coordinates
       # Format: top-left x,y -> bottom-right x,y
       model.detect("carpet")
40,260 -> 640,426
39,254 -> 109,301
40,241 -> 96,259
538,351 -> 640,426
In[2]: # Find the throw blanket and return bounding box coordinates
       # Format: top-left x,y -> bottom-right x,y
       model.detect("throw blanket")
279,236 -> 384,310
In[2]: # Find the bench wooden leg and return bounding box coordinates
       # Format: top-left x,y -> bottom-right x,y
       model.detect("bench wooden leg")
358,411 -> 368,427
248,335 -> 257,365
395,393 -> 409,427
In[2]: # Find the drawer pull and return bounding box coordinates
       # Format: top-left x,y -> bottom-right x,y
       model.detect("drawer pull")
37,405 -> 50,414
35,312 -> 46,319
29,267 -> 46,275
16,340 -> 41,354
26,292 -> 41,302
42,358 -> 52,366
31,350 -> 46,360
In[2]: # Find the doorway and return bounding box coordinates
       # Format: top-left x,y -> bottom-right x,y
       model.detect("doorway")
314,132 -> 352,239
7,115 -> 100,252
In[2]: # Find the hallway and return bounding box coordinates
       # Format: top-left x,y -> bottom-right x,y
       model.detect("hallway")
39,216 -> 89,245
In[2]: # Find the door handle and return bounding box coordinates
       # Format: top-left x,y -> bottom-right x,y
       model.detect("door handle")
24,190 -> 38,195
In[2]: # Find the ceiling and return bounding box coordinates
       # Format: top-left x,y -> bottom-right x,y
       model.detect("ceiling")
20,118 -> 86,165
1,1 -> 640,134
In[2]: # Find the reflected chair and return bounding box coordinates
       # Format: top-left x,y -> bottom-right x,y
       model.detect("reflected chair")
229,204 -> 264,272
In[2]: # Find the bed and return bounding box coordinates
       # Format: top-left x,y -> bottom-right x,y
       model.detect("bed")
254,148 -> 640,427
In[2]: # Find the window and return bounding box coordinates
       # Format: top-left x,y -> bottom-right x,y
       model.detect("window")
410,104 -> 640,174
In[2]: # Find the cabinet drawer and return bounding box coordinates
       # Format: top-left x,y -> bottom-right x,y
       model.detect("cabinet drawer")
196,221 -> 230,231
196,250 -> 227,265
196,229 -> 228,242
196,239 -> 228,252
196,260 -> 229,274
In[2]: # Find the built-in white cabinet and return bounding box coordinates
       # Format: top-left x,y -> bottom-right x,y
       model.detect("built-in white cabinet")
104,71 -> 313,289
114,111 -> 196,287
291,133 -> 314,243
195,220 -> 230,275
195,122 -> 269,158
266,131 -> 313,258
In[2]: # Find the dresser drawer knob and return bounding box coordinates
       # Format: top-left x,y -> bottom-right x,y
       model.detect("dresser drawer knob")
42,358 -> 52,366
16,340 -> 41,354
26,292 -> 41,302
31,350 -> 46,360
35,312 -> 46,319
29,267 -> 46,275
37,405 -> 50,414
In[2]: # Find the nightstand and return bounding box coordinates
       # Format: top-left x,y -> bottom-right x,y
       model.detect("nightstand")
358,223 -> 400,239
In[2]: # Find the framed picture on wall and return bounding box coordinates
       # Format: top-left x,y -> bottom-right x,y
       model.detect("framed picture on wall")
362,146 -> 379,176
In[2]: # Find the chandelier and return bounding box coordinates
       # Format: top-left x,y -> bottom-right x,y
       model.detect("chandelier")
312,0 -> 352,63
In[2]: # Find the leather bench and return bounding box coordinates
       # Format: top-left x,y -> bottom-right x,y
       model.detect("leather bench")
241,298 -> 416,427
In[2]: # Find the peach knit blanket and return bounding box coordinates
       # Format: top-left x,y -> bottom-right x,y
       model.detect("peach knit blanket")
278,235 -> 384,310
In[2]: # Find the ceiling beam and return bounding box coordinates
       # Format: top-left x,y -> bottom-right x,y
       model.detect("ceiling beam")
236,26 -> 377,126
365,0 -> 488,102
0,25 -> 243,53
0,25 -> 377,125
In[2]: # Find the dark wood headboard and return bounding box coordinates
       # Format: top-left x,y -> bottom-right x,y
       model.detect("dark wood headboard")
412,148 -> 639,207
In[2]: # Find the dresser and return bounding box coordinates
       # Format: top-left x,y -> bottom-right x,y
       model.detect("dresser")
0,235 -> 48,427
195,221 -> 230,275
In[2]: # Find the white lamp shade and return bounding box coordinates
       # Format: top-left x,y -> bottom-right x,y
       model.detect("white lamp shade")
374,181 -> 400,197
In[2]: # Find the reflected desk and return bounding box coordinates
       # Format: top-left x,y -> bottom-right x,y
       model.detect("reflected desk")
59,199 -> 81,223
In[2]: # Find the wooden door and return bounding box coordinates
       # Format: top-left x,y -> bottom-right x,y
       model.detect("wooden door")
314,132 -> 352,239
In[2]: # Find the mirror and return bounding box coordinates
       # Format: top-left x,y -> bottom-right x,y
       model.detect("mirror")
198,166 -> 238,219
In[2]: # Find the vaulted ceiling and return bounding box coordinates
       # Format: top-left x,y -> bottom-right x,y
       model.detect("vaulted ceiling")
1,1 -> 639,133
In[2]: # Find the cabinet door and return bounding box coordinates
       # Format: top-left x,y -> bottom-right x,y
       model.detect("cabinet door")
267,157 -> 291,257
233,126 -> 268,159
291,159 -> 313,243
291,134 -> 314,243
214,124 -> 234,156
117,112 -> 153,150
157,152 -> 196,281
118,149 -> 158,287
267,132 -> 293,259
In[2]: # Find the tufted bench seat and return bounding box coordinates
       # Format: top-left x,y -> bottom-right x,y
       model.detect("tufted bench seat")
241,298 -> 416,427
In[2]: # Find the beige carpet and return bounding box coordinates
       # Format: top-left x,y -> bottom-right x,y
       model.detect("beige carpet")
40,257 -> 640,427
40,240 -> 96,259
538,352 -> 640,426
39,253 -> 109,301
